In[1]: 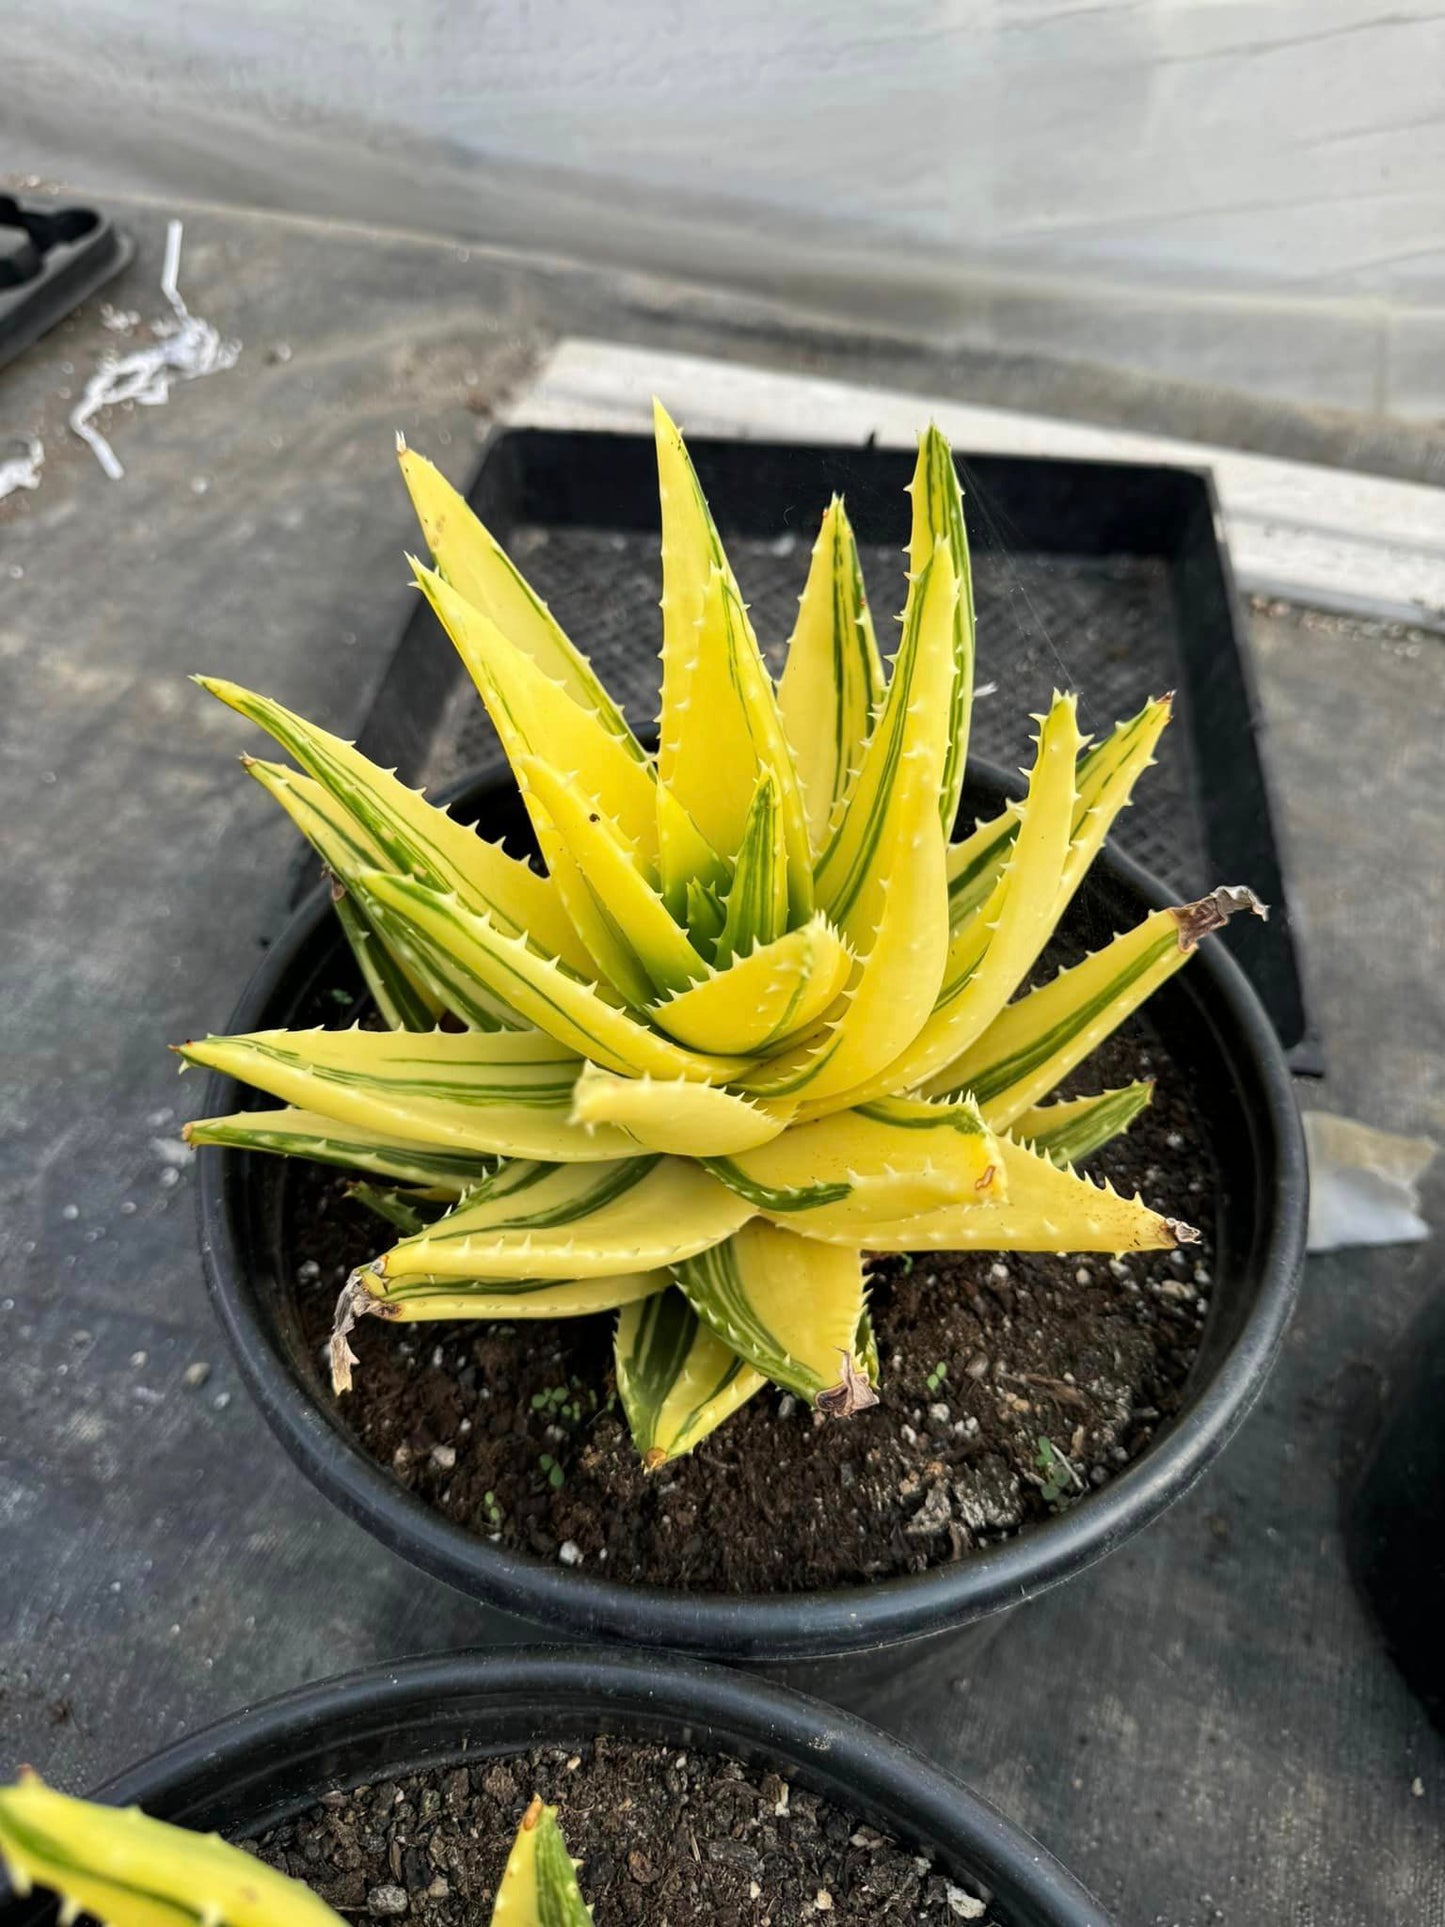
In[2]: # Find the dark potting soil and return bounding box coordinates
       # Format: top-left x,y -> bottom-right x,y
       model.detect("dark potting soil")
282,979 -> 1218,1592
246,1741 -> 998,1925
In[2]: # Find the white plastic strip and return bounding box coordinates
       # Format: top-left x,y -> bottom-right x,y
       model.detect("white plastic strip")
514,340 -> 1445,632
70,220 -> 241,481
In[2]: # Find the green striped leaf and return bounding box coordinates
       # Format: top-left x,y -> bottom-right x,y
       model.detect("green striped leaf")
345,1181 -> 437,1236
491,1798 -> 593,1927
352,871 -> 747,1084
649,915 -> 852,1055
338,1270 -> 668,1370
657,779 -> 730,923
714,774 -> 789,968
925,888 -> 1265,1125
1052,694 -> 1173,918
740,544 -> 957,1105
905,426 -> 976,832
198,677 -> 591,973
707,1093 -> 1004,1238
177,1027 -> 639,1162
836,691 -> 1081,1107
945,695 -> 1173,937
371,1157 -> 752,1287
245,758 -> 496,1029
328,884 -> 441,1031
412,563 -> 661,870
183,1106 -> 499,1195
616,1288 -> 766,1465
653,402 -> 813,921
1014,1081 -> 1154,1165
675,1221 -> 873,1410
0,1773 -> 346,1927
399,443 -> 645,764
518,753 -> 706,1003
778,495 -> 883,851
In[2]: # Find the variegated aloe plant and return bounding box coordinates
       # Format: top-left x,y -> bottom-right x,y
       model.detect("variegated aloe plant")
179,407 -> 1262,1464
0,1774 -> 590,1927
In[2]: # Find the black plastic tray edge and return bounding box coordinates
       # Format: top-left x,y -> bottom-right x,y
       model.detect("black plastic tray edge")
0,205 -> 135,371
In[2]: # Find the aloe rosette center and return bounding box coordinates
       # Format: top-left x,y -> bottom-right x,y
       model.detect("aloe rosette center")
178,405 -> 1264,1464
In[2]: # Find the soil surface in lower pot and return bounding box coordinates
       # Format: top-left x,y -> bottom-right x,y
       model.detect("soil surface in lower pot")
247,1740 -> 997,1925
282,968 -> 1217,1591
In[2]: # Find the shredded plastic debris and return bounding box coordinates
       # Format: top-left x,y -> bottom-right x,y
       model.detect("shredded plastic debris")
1303,1110 -> 1437,1252
69,219 -> 240,480
0,436 -> 44,501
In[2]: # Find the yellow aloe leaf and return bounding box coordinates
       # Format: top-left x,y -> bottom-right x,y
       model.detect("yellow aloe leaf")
675,1221 -> 876,1412
198,677 -> 590,974
778,495 -> 883,850
1052,694 -> 1173,918
616,1288 -> 766,1465
649,915 -> 852,1055
945,803 -> 1021,933
399,443 -> 644,765
369,1156 -> 752,1286
327,885 -> 442,1031
656,777 -> 729,921
683,875 -> 727,952
835,692 -> 1082,1107
926,886 -> 1267,1125
570,1062 -> 789,1156
353,871 -> 748,1084
0,1772 -> 344,1927
707,1093 -> 1005,1237
846,1133 -> 1191,1254
904,425 -> 976,831
653,402 -> 812,918
339,1270 -> 668,1363
742,543 -> 958,1105
412,563 -> 659,870
518,754 -> 706,1002
184,1106 -> 497,1196
176,1028 -> 639,1163
714,773 -> 789,967
247,759 -> 445,1030
944,695 -> 1174,935
490,1797 -> 592,1927
1014,1081 -> 1155,1165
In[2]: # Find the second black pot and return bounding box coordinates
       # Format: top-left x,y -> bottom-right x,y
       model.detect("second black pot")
0,1649 -> 1111,1927
195,761 -> 1307,1662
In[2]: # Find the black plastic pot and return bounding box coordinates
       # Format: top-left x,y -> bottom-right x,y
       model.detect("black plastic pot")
195,761 -> 1307,1662
0,1648 -> 1112,1927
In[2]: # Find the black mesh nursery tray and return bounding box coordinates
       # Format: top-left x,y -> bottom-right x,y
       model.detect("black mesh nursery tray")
356,426 -> 1318,1071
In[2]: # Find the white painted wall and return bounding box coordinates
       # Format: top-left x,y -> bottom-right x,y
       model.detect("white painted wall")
10,1 -> 1445,415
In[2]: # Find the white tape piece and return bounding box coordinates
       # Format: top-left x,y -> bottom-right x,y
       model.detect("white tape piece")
69,220 -> 240,481
0,436 -> 44,501
1303,1111 -> 1437,1253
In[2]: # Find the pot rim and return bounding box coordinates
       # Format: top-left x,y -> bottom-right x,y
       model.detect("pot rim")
24,1647 -> 1114,1927
195,757 -> 1307,1659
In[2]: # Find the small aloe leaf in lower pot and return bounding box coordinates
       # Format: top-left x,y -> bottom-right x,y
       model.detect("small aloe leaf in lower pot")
0,1772 -> 588,1927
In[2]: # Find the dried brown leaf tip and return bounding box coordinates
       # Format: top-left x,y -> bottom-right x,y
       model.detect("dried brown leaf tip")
816,1351 -> 881,1418
1170,885 -> 1268,952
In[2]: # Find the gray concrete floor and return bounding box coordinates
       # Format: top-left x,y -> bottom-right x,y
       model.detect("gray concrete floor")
2,200 -> 1443,1926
